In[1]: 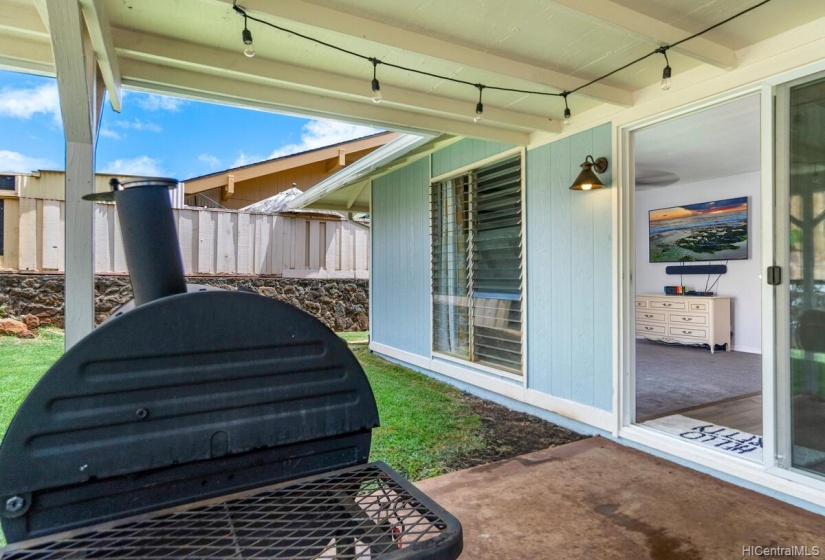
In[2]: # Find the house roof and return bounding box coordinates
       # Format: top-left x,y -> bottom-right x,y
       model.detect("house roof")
288,132 -> 452,213
182,131 -> 399,195
241,185 -> 341,218
2,1 -> 823,147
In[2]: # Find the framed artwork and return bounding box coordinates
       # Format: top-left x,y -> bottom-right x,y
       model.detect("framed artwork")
649,196 -> 748,263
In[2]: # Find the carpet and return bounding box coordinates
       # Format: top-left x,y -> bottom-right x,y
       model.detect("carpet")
644,414 -> 763,461
635,339 -> 761,420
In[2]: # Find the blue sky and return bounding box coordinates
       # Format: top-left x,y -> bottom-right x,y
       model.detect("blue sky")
0,69 -> 381,180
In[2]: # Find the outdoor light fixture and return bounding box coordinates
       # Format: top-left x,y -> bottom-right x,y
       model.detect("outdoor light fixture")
658,47 -> 671,90
242,16 -> 255,57
570,156 -> 608,191
473,84 -> 484,123
370,58 -> 382,103
229,2 -> 769,118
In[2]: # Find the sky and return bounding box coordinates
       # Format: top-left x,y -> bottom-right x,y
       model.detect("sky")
0,69 -> 383,180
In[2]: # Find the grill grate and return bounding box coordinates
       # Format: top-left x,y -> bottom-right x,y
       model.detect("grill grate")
0,463 -> 460,560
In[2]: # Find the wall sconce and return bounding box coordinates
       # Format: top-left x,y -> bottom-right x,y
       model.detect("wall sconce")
570,156 -> 608,191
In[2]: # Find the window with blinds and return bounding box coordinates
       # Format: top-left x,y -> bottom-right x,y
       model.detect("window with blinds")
430,155 -> 523,374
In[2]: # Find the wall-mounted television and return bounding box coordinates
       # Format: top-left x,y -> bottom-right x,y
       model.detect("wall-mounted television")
649,196 -> 748,263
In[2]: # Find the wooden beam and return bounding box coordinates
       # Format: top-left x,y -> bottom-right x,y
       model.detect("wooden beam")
549,0 -> 736,69
325,149 -> 347,173
113,29 -> 561,134
211,0 -> 633,107
120,59 -> 533,145
79,0 -> 122,112
222,174 -> 235,201
45,0 -> 102,349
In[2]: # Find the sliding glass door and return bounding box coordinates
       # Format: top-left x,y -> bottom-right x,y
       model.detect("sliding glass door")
780,74 -> 825,479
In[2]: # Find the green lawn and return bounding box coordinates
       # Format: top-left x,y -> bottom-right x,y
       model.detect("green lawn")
0,329 -> 483,546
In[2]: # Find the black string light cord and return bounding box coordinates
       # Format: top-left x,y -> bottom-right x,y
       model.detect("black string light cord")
232,0 -> 772,121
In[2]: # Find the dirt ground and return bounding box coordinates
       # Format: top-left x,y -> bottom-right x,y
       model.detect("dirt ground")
444,391 -> 588,472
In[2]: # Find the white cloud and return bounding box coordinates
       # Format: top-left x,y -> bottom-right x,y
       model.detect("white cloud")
100,156 -> 164,176
115,119 -> 162,132
99,127 -> 121,140
198,153 -> 221,170
231,152 -> 264,168
269,120 -> 383,159
0,82 -> 60,122
0,150 -> 56,173
134,93 -> 187,112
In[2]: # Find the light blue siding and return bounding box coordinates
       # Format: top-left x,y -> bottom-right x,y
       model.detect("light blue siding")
526,124 -> 613,411
431,138 -> 514,178
371,158 -> 431,356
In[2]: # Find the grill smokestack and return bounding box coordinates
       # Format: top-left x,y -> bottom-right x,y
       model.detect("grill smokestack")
86,178 -> 187,306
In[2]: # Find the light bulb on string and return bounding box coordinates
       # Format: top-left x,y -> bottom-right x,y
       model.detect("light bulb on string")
473,85 -> 484,123
658,47 -> 671,91
562,92 -> 572,126
242,16 -> 255,58
370,59 -> 382,103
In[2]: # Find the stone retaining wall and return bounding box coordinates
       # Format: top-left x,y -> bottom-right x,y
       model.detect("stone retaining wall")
0,273 -> 369,331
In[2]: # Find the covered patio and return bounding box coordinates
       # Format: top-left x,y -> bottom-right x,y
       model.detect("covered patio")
417,437 -> 824,559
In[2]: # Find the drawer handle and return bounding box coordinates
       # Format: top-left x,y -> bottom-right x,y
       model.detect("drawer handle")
681,317 -> 692,322
645,327 -> 654,331
645,314 -> 653,318
682,330 -> 693,335
663,303 -> 672,307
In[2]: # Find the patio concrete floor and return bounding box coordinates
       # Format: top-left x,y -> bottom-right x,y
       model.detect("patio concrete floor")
416,437 -> 824,560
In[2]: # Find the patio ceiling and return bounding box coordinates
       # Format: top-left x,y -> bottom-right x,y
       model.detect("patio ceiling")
2,0 -> 825,145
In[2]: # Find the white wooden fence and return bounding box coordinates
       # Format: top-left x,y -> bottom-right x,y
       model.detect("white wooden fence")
5,198 -> 369,278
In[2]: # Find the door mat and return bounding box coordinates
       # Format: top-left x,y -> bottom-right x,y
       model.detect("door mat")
644,414 -> 763,462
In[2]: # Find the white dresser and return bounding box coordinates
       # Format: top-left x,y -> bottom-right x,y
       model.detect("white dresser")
635,294 -> 731,354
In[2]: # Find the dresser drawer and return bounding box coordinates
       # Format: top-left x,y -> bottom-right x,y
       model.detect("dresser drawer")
669,313 -> 707,325
650,299 -> 686,310
635,300 -> 648,308
687,301 -> 707,311
636,310 -> 666,323
669,326 -> 708,339
637,323 -> 666,335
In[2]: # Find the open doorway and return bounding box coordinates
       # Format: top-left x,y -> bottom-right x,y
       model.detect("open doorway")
632,95 -> 764,461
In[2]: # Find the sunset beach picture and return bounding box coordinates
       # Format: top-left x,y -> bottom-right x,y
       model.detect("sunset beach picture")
649,197 -> 748,263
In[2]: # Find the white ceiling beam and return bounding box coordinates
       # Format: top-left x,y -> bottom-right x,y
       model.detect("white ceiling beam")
212,0 -> 633,107
79,0 -> 122,111
114,29 -> 561,134
549,0 -> 736,69
120,59 -> 531,145
0,31 -> 54,75
0,2 -> 48,35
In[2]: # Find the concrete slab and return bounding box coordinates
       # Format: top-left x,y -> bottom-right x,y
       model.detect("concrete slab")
416,437 -> 824,560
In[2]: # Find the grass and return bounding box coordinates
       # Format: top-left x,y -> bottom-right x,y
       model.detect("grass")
0,329 -> 65,441
337,331 -> 369,344
0,329 -> 484,546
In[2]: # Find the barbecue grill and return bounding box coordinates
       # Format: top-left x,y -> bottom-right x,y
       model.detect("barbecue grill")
0,179 -> 462,559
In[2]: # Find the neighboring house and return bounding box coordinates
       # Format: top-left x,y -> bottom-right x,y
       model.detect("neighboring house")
184,132 -> 398,209
0,170 -> 368,279
0,170 -> 170,271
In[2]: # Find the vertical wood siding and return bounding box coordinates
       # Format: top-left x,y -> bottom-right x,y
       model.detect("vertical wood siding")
526,123 -> 613,411
3,201 -> 369,279
431,138 -> 514,178
371,158 -> 431,356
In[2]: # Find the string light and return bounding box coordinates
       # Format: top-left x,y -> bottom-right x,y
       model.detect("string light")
658,47 -> 672,91
232,0 -> 772,123
370,58 -> 382,103
241,14 -> 255,58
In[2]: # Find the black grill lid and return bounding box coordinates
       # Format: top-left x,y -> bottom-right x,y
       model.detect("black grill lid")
0,289 -> 379,541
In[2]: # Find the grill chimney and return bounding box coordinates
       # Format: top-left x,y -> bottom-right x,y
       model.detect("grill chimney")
85,178 -> 187,306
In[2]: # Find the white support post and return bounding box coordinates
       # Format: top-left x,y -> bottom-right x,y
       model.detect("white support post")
46,0 -> 104,349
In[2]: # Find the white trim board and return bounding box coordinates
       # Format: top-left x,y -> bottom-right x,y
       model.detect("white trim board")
370,341 -> 614,432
